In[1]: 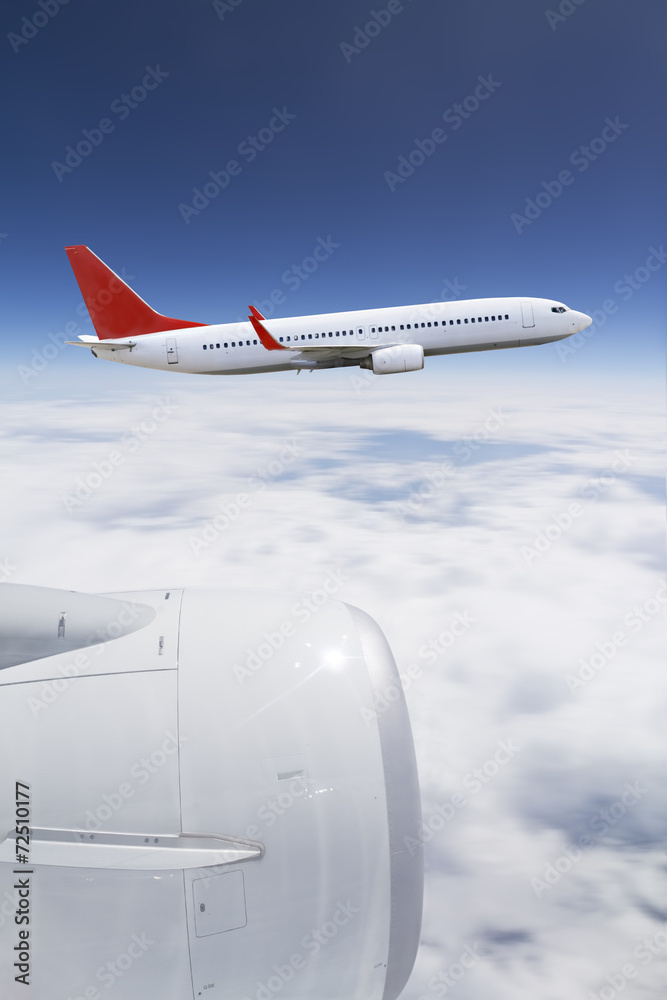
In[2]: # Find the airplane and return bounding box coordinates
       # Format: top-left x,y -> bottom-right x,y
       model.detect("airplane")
65,245 -> 593,377
0,581 -> 421,999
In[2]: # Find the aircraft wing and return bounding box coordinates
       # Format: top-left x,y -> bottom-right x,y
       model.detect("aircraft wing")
247,306 -> 404,363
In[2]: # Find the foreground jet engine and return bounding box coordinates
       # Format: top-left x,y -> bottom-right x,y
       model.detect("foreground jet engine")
0,584 -> 422,1000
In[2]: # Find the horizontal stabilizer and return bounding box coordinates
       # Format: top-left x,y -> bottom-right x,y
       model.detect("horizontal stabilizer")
66,339 -> 135,351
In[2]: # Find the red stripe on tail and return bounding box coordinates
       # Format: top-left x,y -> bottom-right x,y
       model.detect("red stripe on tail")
65,245 -> 206,340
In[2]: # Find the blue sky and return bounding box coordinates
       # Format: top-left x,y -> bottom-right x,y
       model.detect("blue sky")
1,0 -> 664,382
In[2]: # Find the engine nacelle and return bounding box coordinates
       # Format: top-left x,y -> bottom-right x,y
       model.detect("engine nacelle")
362,344 -> 425,375
0,583 -> 422,1000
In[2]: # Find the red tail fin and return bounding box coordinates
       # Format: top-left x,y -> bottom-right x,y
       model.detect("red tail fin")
65,245 -> 206,340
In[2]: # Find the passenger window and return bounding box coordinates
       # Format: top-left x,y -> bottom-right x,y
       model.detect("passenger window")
471,318 -> 475,323
224,343 -> 228,348
505,314 -> 509,319
203,345 -> 207,350
308,334 -> 312,339
457,319 -> 461,324
464,319 -> 468,324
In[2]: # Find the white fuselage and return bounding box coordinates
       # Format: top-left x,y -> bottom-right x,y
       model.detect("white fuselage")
89,296 -> 591,375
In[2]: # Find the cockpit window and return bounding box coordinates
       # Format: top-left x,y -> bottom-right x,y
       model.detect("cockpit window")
551,306 -> 567,313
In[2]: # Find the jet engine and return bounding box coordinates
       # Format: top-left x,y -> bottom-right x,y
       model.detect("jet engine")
0,584 -> 422,1000
361,345 -> 425,375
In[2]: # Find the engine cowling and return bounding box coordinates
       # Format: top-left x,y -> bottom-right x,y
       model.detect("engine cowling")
0,583 -> 423,1000
365,344 -> 424,375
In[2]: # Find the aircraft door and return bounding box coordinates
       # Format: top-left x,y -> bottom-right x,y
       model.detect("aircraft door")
520,301 -> 535,328
166,337 -> 179,363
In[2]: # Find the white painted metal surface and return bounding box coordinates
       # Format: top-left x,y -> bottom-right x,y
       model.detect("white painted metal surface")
0,584 -> 422,1000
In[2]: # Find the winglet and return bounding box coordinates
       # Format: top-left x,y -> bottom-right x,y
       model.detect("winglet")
248,306 -> 287,351
65,245 -> 207,340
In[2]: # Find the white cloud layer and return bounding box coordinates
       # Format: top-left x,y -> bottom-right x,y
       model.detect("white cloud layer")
1,358 -> 665,998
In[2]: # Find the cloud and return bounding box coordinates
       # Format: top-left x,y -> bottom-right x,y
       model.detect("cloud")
0,363 -> 665,997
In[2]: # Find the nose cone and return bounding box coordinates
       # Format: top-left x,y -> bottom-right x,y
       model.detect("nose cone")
572,311 -> 593,333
